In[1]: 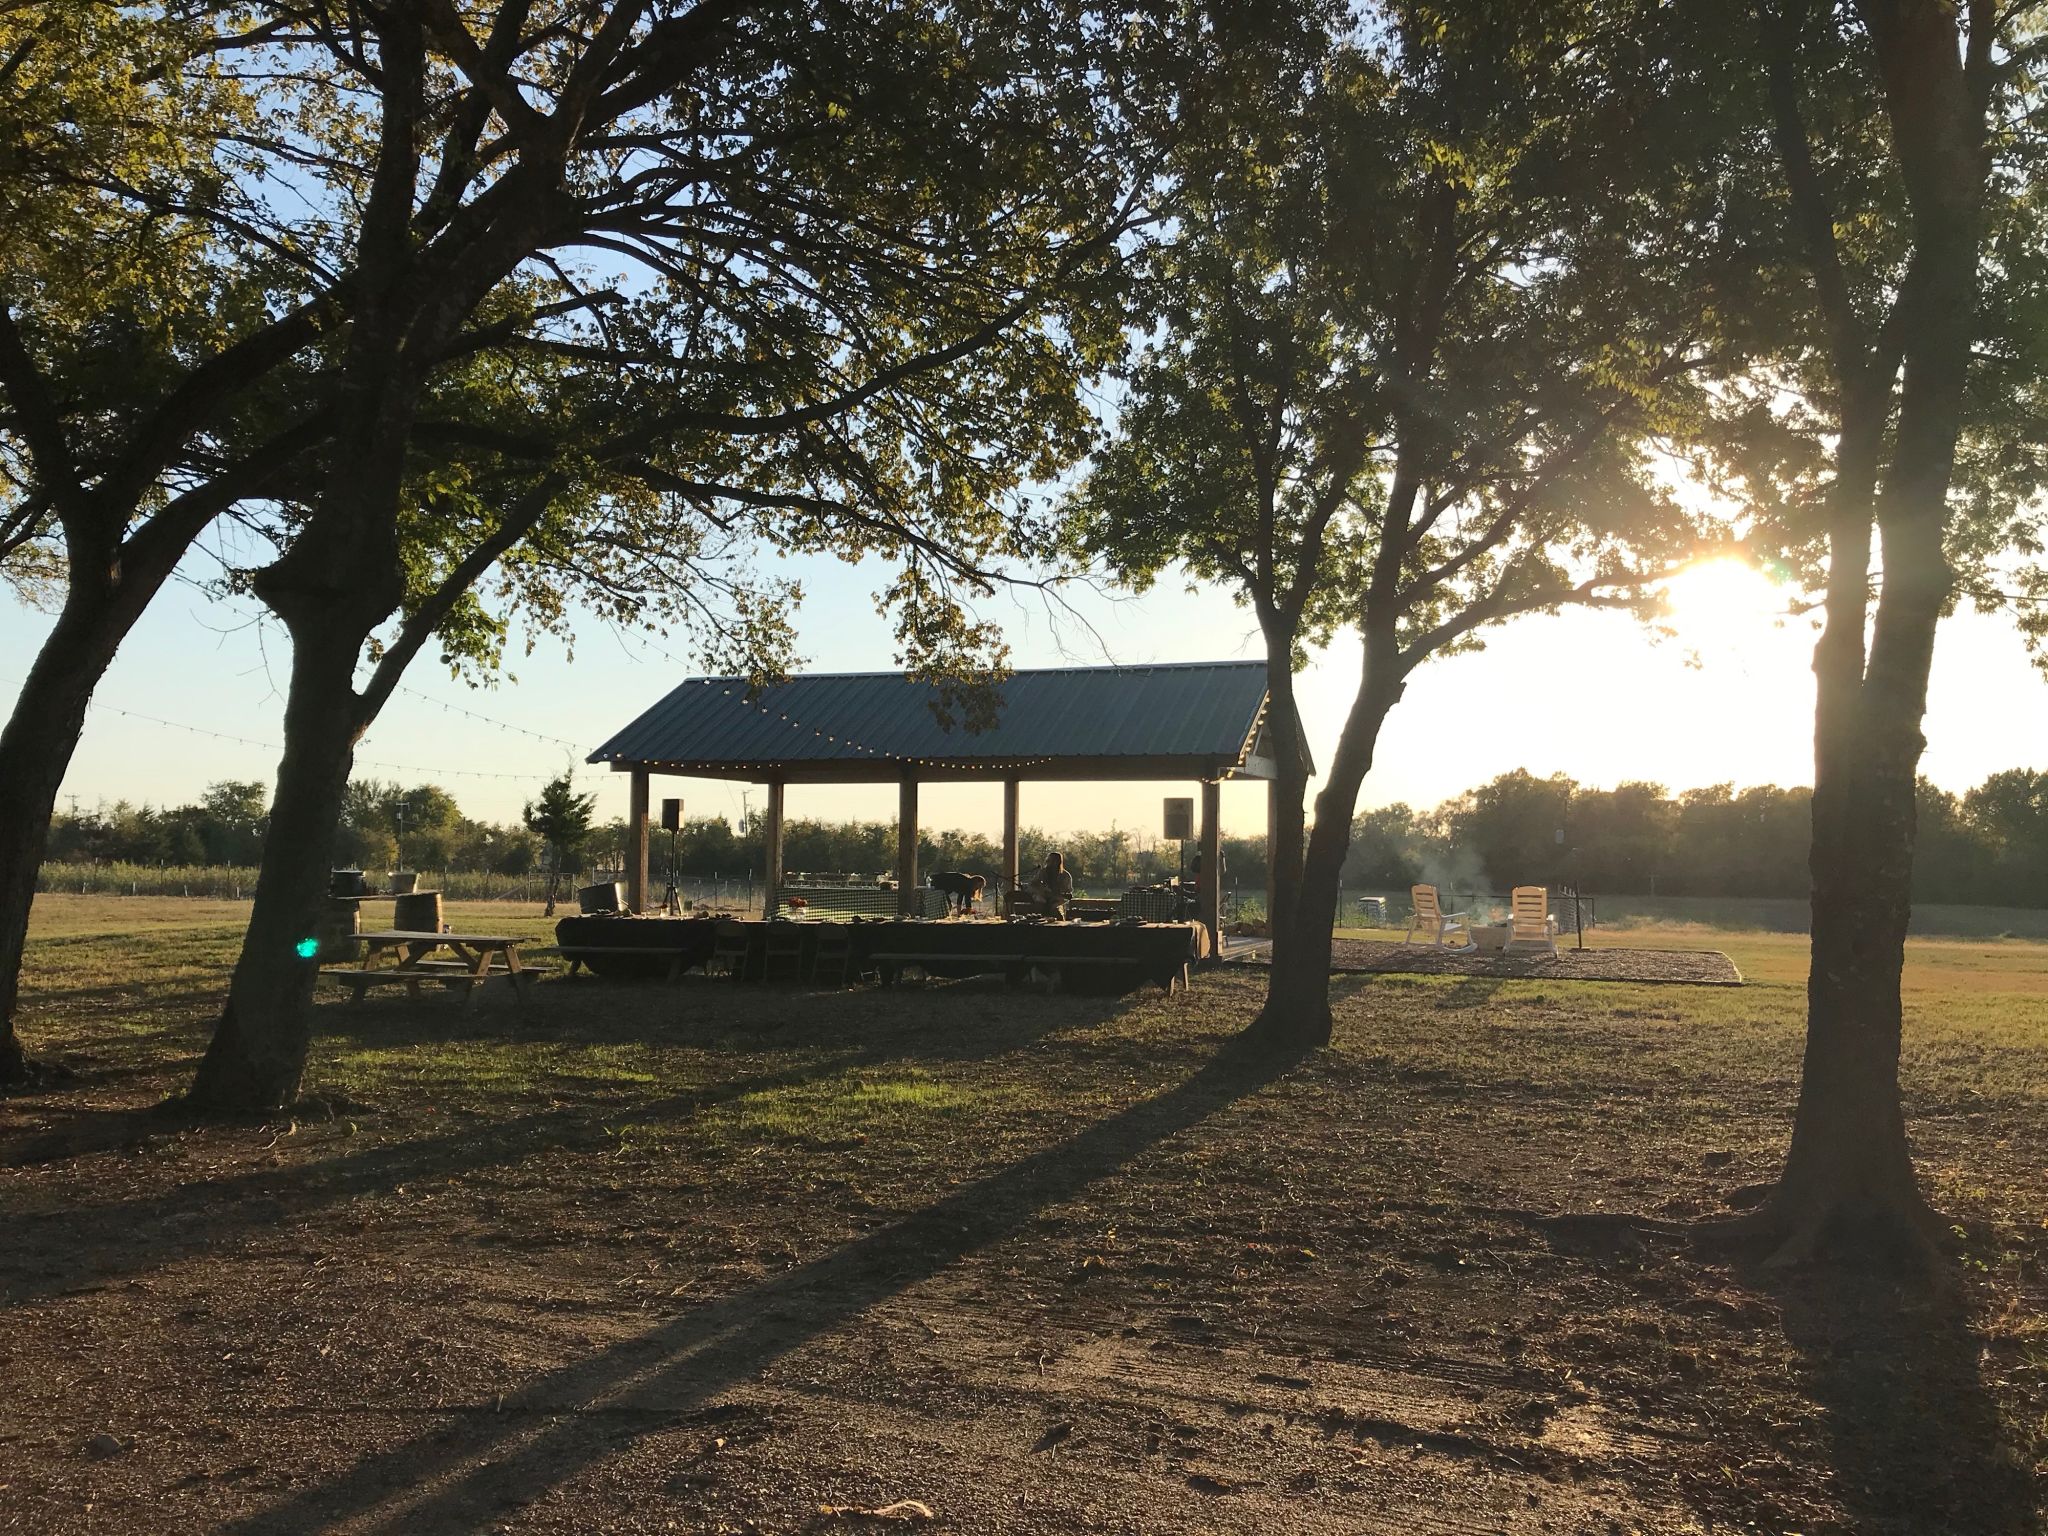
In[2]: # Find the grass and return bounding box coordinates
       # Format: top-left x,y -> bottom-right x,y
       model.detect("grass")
5,895 -> 2047,1534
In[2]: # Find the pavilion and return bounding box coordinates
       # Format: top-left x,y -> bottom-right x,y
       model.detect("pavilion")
587,660 -> 1307,950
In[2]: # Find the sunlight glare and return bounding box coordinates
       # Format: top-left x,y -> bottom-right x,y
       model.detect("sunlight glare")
1659,557 -> 1796,657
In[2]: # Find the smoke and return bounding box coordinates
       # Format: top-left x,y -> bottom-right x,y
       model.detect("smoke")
1414,844 -> 1497,923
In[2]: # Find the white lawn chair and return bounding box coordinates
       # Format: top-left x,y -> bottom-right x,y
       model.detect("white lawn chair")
1405,885 -> 1474,951
1502,885 -> 1560,957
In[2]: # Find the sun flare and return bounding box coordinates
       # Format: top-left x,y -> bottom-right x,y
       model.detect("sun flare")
1658,557 -> 1795,656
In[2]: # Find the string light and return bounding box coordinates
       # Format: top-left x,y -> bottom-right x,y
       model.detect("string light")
391,683 -> 588,753
80,700 -> 565,783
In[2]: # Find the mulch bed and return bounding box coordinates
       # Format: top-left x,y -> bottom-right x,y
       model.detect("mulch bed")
1236,938 -> 1742,986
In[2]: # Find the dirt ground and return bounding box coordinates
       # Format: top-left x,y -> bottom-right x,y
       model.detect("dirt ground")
3,898 -> 2045,1534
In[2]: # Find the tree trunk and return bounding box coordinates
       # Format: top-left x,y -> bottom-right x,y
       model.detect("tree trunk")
187,624 -> 367,1110
1745,5 -> 1984,1263
1250,641 -> 1403,1049
1755,513 -> 1948,1258
1771,756 -> 1926,1251
1756,381 -> 1964,1261
188,334 -> 415,1110
1260,643 -> 1309,957
0,578 -> 157,1085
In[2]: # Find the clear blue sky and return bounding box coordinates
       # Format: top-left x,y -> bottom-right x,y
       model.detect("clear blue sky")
4,544 -> 2044,842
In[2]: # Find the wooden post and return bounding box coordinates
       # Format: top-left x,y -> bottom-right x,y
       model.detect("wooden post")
763,778 -> 786,919
1199,777 -> 1222,954
1002,778 -> 1021,903
627,768 -> 650,914
898,772 -> 920,917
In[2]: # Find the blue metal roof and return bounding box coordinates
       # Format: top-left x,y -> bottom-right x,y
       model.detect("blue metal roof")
588,661 -> 1284,778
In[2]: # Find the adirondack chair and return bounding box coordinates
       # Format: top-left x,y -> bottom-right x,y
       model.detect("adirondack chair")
1502,885 -> 1560,957
1405,885 -> 1474,951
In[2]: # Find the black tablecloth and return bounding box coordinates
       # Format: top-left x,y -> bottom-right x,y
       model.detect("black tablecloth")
555,914 -> 1209,986
553,915 -> 722,978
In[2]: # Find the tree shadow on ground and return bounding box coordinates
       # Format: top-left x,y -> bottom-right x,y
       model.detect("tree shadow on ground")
1525,1215 -> 2040,1535
321,970 -> 1117,1066
15,982 -> 229,1012
0,984 -> 1136,1310
1431,976 -> 1505,1011
214,1033 -> 1309,1536
1767,1260 -> 2040,1536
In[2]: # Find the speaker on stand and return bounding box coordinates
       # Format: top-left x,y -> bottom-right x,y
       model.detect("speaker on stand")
660,798 -> 684,916
1164,798 -> 1195,920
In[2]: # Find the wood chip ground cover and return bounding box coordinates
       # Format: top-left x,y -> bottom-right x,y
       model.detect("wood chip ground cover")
2,897 -> 2044,1534
1242,939 -> 1744,986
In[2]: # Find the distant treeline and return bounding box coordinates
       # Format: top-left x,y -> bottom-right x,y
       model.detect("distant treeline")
40,765 -> 2048,906
43,781 -> 552,877
1348,768 -> 2048,907
663,817 -> 1271,890
41,780 -> 1272,891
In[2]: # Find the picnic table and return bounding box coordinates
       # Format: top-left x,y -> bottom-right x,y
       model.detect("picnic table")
322,929 -> 541,1007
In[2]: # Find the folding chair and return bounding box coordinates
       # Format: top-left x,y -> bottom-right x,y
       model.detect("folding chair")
809,925 -> 856,986
762,923 -> 806,982
710,922 -> 752,981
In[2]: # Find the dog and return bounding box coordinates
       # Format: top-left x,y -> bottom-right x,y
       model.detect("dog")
928,871 -> 987,915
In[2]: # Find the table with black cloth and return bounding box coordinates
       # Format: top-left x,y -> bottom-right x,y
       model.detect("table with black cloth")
552,914 -> 1211,992
552,914 -> 723,979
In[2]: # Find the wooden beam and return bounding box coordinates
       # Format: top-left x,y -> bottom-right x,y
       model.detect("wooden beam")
763,778 -> 786,919
627,769 -> 650,914
1199,778 -> 1222,954
897,772 -> 920,917
1002,778 -> 1021,898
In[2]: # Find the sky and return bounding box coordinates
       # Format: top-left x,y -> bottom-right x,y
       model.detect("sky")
5,544 -> 2045,844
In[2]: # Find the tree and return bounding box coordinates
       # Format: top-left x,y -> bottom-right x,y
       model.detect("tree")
1447,770 -> 1576,892
197,782 -> 270,866
1669,0 -> 2048,1259
1963,769 -> 2048,906
0,6 -> 324,1083
1340,805 -> 1429,889
524,774 -> 597,916
188,0 -> 1137,1108
1072,0 -> 1715,1046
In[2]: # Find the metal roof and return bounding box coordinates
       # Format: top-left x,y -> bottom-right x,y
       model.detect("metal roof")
588,661 -> 1297,782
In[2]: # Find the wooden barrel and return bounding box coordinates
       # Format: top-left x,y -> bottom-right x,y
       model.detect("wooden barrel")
317,898 -> 362,962
393,890 -> 444,934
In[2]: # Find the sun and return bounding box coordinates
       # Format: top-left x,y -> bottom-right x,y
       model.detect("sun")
1658,556 -> 1794,656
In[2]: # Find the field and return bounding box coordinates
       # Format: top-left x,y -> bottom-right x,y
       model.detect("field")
4,896 -> 2046,1534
